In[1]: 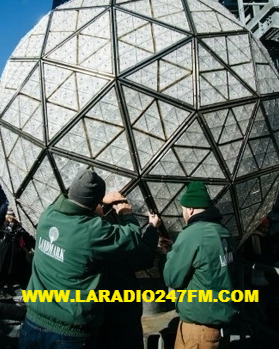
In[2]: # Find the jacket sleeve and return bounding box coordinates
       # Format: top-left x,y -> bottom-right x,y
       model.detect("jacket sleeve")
163,228 -> 199,289
90,213 -> 149,260
125,224 -> 159,271
18,226 -> 36,250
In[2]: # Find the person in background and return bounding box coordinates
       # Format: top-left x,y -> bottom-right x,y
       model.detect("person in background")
99,208 -> 161,349
242,192 -> 279,267
163,181 -> 237,349
0,184 -> 9,228
0,208 -> 35,298
266,193 -> 279,265
18,168 -> 160,349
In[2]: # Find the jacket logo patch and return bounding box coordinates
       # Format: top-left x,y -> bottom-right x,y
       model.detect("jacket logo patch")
38,227 -> 65,262
49,227 -> 59,243
219,239 -> 233,267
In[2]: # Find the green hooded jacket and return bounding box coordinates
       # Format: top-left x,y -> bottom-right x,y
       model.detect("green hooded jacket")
163,207 -> 237,326
26,194 -> 158,337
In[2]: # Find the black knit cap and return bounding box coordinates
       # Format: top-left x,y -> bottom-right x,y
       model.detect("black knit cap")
68,169 -> 106,209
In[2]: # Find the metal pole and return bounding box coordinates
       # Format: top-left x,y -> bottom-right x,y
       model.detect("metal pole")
237,0 -> 246,24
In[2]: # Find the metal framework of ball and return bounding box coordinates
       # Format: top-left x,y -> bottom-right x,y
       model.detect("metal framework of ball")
0,0 -> 279,238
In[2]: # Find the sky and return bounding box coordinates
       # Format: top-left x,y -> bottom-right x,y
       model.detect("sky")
0,1 -> 53,77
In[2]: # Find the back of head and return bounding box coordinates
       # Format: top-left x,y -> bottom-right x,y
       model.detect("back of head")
68,169 -> 106,210
180,181 -> 211,209
6,207 -> 15,217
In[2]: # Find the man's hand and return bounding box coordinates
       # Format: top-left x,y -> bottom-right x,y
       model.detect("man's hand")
94,204 -> 104,217
102,192 -> 127,205
148,212 -> 161,228
113,202 -> 132,215
158,237 -> 173,254
102,191 -> 132,215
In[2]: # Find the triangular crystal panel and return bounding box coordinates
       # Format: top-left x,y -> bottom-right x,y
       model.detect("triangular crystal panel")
123,86 -> 154,124
53,154 -> 88,189
96,167 -> 132,193
149,149 -> 185,176
126,42 -> 194,105
251,38 -> 279,94
116,9 -> 187,72
0,62 -> 37,114
56,120 -> 91,157
46,104 -> 76,140
119,0 -> 191,32
12,15 -> 49,58
97,133 -> 134,170
237,144 -> 258,176
85,118 -> 124,157
133,130 -> 164,168
147,181 -> 184,212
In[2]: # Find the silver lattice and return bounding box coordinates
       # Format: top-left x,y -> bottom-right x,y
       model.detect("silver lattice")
1,0 -> 279,238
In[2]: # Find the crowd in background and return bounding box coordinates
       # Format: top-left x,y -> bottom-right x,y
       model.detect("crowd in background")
0,185 -> 35,300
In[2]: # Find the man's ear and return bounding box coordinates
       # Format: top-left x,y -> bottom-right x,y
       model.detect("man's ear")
94,204 -> 104,217
189,208 -> 195,215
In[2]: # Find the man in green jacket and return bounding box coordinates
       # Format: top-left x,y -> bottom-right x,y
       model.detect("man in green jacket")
18,169 -> 160,349
163,181 -> 236,349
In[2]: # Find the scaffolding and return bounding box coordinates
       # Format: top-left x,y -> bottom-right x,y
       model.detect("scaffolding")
223,0 -> 279,69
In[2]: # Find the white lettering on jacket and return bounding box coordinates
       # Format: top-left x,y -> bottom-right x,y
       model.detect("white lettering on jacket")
219,238 -> 234,267
38,237 -> 65,262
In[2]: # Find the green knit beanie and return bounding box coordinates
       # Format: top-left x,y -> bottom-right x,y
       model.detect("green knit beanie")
180,181 -> 211,208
